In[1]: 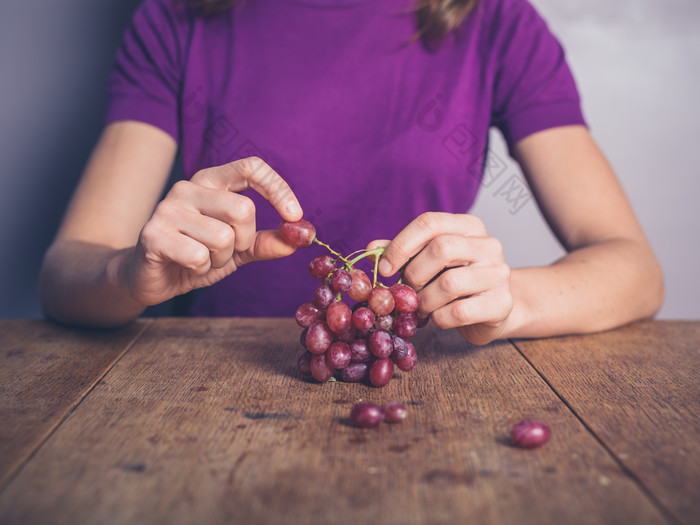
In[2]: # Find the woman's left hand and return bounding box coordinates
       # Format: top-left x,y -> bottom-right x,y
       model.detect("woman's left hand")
369,212 -> 514,346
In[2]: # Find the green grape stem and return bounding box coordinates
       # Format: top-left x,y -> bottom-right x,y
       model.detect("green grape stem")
312,238 -> 348,262
346,247 -> 386,269
347,247 -> 387,287
314,237 -> 386,285
373,250 -> 380,287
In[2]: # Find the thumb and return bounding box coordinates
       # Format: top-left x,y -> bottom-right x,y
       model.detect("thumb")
365,239 -> 391,263
234,230 -> 297,266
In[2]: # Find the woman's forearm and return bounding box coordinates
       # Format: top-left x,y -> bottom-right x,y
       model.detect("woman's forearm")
39,240 -> 146,328
505,238 -> 664,339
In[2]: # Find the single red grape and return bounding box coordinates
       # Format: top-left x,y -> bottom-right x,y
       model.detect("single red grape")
511,420 -> 551,448
369,330 -> 393,359
349,338 -> 371,363
393,313 -> 417,339
352,307 -> 375,331
374,314 -> 393,331
330,268 -> 352,293
313,281 -> 334,310
326,301 -> 352,334
326,341 -> 352,369
368,287 -> 395,316
340,362 -> 369,383
395,342 -> 417,371
310,353 -> 334,382
305,321 -> 334,354
383,401 -> 408,423
389,283 -> 420,313
308,255 -> 335,279
295,301 -> 323,328
350,402 -> 383,428
297,351 -> 312,376
347,269 -> 372,302
369,358 -> 394,388
391,335 -> 409,360
279,219 -> 316,247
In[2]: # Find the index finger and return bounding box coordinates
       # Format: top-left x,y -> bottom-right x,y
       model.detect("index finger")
192,156 -> 303,222
378,212 -> 487,276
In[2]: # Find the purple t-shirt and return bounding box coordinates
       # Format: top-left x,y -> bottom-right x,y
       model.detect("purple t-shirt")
105,0 -> 585,317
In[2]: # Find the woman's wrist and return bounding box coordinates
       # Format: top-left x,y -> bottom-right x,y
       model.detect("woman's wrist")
491,239 -> 663,341
41,241 -> 146,327
496,267 -> 538,340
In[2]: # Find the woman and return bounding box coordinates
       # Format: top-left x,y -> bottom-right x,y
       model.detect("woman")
39,0 -> 663,344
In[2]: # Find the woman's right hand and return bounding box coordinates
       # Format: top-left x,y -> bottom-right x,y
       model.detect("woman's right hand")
118,156 -> 303,306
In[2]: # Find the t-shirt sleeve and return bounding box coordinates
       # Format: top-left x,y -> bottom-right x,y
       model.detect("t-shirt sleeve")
489,0 -> 587,147
104,0 -> 188,141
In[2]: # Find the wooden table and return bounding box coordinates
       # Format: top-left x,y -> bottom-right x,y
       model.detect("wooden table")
0,318 -> 697,525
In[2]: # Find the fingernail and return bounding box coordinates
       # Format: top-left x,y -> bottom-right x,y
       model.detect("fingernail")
378,259 -> 392,276
285,201 -> 301,216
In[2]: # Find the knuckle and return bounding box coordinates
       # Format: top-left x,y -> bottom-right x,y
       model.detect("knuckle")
430,236 -> 453,261
139,221 -> 161,247
215,198 -> 238,225
495,262 -> 511,283
485,236 -> 504,259
189,246 -> 211,270
243,155 -> 265,174
212,225 -> 235,250
465,214 -> 487,235
416,212 -> 441,233
452,299 -> 471,324
192,167 -> 213,184
169,180 -> 191,199
154,198 -> 177,219
235,197 -> 256,222
438,270 -> 460,295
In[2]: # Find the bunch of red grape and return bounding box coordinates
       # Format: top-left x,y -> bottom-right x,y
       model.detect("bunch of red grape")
280,219 -> 428,388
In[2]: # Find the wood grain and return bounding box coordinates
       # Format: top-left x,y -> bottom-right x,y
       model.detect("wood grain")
0,319 -> 150,488
0,318 -> 668,525
513,320 -> 700,525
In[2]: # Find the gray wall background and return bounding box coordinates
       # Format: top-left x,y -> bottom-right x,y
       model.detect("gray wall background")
1,0 -> 698,320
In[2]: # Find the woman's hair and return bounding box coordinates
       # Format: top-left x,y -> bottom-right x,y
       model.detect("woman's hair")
184,0 -> 479,46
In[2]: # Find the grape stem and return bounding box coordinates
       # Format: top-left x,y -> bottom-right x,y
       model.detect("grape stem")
346,247 -> 386,269
313,238 -> 348,262
373,250 -> 380,287
345,248 -> 367,259
345,247 -> 386,287
314,237 -> 386,285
